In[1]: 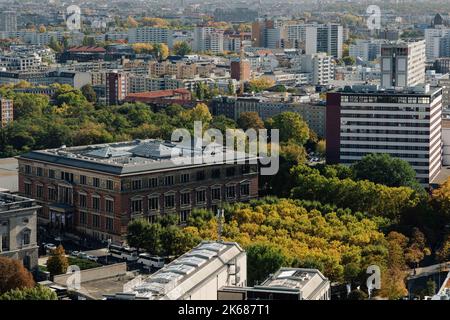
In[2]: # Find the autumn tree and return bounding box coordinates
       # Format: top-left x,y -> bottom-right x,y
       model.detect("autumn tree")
247,78 -> 275,93
0,285 -> 57,300
237,112 -> 265,131
272,112 -> 310,145
131,43 -> 154,54
0,257 -> 35,294
81,84 -> 97,103
46,245 -> 69,276
152,43 -> 169,61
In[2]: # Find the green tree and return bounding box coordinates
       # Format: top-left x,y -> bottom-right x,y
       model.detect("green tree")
347,289 -> 368,300
272,112 -> 310,145
0,285 -> 58,300
127,218 -> 150,252
46,245 -> 69,277
246,242 -> 288,286
173,41 -> 192,56
81,84 -> 97,103
352,153 -> 420,189
0,257 -> 35,294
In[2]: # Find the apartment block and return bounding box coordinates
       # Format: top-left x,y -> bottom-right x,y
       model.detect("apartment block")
0,97 -> 13,127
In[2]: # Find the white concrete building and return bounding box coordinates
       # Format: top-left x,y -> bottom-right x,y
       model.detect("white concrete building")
106,241 -> 247,300
128,27 -> 174,48
193,27 -> 224,54
381,40 -> 426,89
0,11 -> 17,32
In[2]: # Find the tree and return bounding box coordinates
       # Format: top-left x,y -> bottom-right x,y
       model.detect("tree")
0,257 -> 35,294
143,222 -> 163,256
127,218 -> 150,252
48,36 -> 62,53
272,112 -> 310,145
343,56 -> 356,66
0,286 -> 57,300
131,43 -> 154,54
46,245 -> 69,276
352,153 -> 419,189
347,289 -> 368,300
247,78 -> 275,93
316,139 -> 326,156
82,36 -> 96,47
173,41 -> 192,56
436,236 -> 450,262
127,16 -> 139,28
405,228 -> 430,268
152,43 -> 169,61
227,80 -> 235,95
81,84 -> 97,103
246,242 -> 288,286
237,112 -> 265,131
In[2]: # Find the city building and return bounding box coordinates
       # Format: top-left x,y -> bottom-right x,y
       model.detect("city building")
230,59 -> 251,81
212,95 -> 326,137
213,8 -> 258,23
193,27 -> 224,54
106,71 -> 128,105
128,27 -> 174,48
17,140 -> 259,243
326,84 -> 443,185
317,23 -> 343,59
0,70 -> 91,89
0,97 -> 13,127
296,53 -> 334,85
349,39 -> 383,62
0,11 -> 17,32
433,57 -> 450,74
105,241 -> 247,300
380,40 -> 426,88
0,192 -> 39,271
218,268 -> 330,300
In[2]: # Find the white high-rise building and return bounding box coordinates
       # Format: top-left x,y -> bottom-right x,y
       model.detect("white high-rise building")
299,53 -> 334,85
193,27 -> 224,54
327,84 -> 443,185
0,11 -> 17,32
349,39 -> 383,62
381,40 -> 426,89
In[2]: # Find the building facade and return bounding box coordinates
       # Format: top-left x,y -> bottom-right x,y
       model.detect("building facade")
326,85 -> 443,185
0,97 -> 13,127
17,140 -> 259,243
0,193 -> 39,271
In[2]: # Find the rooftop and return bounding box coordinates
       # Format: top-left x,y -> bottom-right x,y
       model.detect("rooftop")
0,192 -> 37,213
338,84 -> 441,96
115,241 -> 245,300
18,139 -> 257,176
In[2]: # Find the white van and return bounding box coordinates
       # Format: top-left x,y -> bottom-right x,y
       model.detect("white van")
137,253 -> 165,269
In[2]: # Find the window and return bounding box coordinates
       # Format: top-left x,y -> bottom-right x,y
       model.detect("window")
61,172 -> 74,183
181,173 -> 190,183
106,180 -> 114,190
131,199 -> 143,213
211,169 -> 221,179
180,210 -> 190,224
36,185 -> 43,198
165,194 -> 175,209
240,184 -> 250,196
226,167 -> 235,177
22,231 -> 30,246
92,196 -> 101,211
48,187 -> 57,201
25,165 -> 31,174
211,188 -> 221,201
196,190 -> 206,203
93,178 -> 100,188
24,182 -> 32,196
36,167 -> 43,177
48,169 -> 55,179
106,217 -> 114,231
79,194 -> 87,208
149,197 -> 159,211
149,178 -> 158,188
93,215 -> 100,228
196,171 -> 205,181
80,212 -> 87,225
181,192 -> 191,206
226,185 -> 236,198
80,175 -> 87,185
132,180 -> 142,190
105,199 -> 114,213
164,176 -> 174,186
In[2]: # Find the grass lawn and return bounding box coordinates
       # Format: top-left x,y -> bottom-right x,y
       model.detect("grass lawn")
67,257 -> 101,270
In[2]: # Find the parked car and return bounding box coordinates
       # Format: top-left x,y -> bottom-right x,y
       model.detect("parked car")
77,252 -> 88,259
87,255 -> 98,262
44,243 -> 57,252
71,251 -> 80,257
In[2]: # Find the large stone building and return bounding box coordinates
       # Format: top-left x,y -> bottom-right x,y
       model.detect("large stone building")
17,140 -> 259,243
0,193 -> 39,271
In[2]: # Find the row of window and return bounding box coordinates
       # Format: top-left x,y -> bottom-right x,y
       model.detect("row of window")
79,212 -> 114,231
130,184 -> 250,213
341,95 -> 433,104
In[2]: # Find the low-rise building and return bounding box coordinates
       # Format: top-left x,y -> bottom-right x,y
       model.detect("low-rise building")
17,140 -> 258,243
105,241 -> 247,300
0,97 -> 13,127
0,193 -> 40,271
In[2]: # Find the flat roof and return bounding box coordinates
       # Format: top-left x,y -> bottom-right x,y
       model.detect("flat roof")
17,139 -> 258,176
0,157 -> 18,192
0,192 -> 37,213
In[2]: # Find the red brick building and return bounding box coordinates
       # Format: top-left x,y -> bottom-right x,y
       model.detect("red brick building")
17,140 -> 259,243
